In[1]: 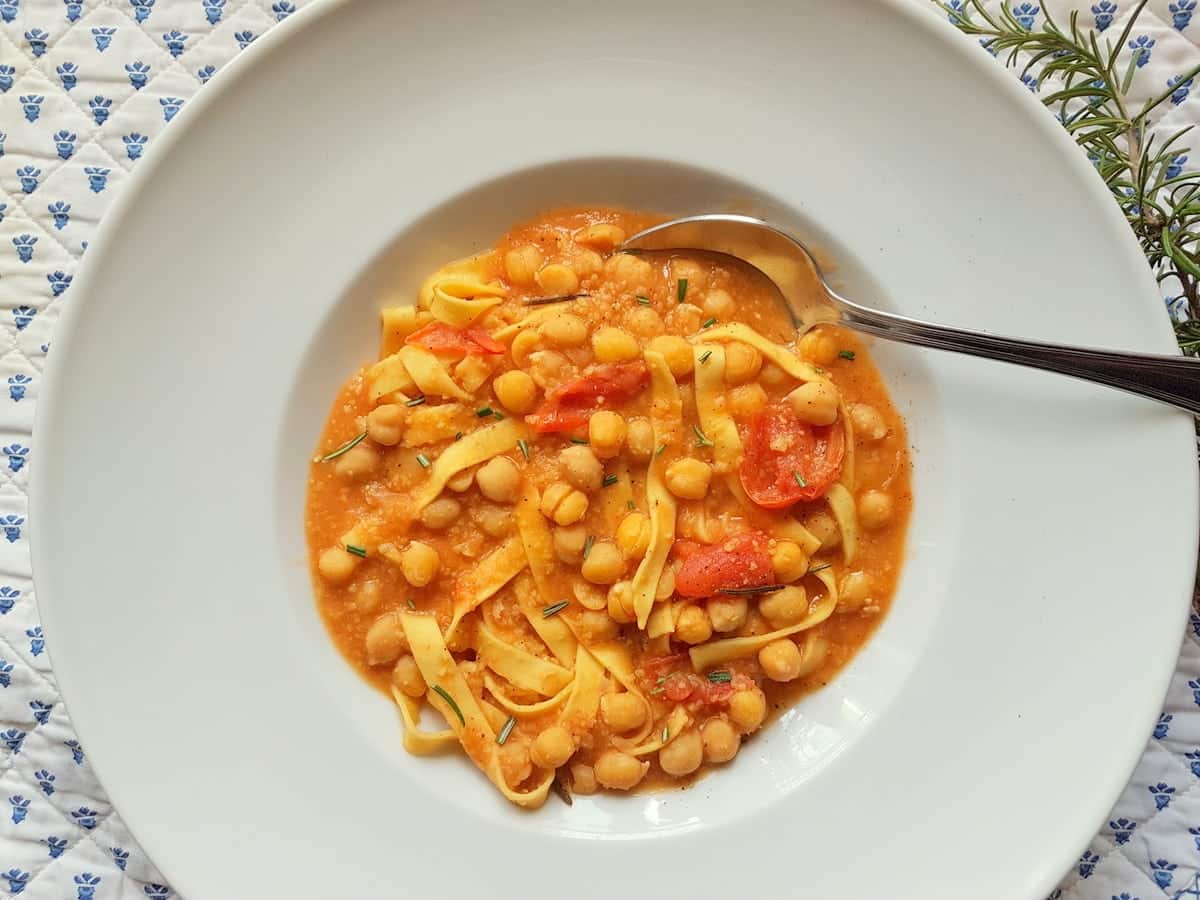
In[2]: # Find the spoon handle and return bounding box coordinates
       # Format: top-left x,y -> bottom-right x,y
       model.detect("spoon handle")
840,303 -> 1200,415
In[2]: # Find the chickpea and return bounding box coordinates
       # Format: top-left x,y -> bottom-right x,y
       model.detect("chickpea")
559,445 -> 604,492
673,303 -> 704,334
656,566 -> 676,600
420,497 -> 462,530
727,383 -> 768,418
607,581 -> 636,624
576,608 -> 619,642
594,749 -> 648,790
536,263 -> 579,296
707,596 -> 748,633
592,326 -> 640,363
647,335 -> 694,378
392,654 -> 426,698
604,252 -> 654,290
850,403 -> 887,441
601,692 -> 647,733
334,443 -> 379,479
615,512 -> 650,557
510,330 -> 540,369
758,585 -> 808,628
477,456 -> 521,503
582,413 -> 626,461
582,540 -> 624,585
528,350 -> 570,390
858,490 -> 894,530
840,571 -> 874,610
354,579 -> 382,614
728,687 -> 767,733
473,504 -> 511,538
665,458 -> 712,500
504,244 -> 544,286
366,404 -> 404,446
575,223 -> 626,251
624,306 -> 664,338
659,728 -> 703,777
540,482 -> 589,525
786,380 -> 840,426
703,288 -> 735,318
804,510 -> 841,551
530,725 -> 575,769
771,540 -> 810,583
540,313 -> 589,348
572,248 -> 604,278
723,342 -> 762,385
701,718 -> 740,764
569,762 -> 599,795
759,638 -> 804,682
794,635 -> 830,679
365,612 -> 407,666
553,524 -> 588,564
318,545 -> 360,583
799,329 -> 838,366
571,578 -> 607,611
759,361 -> 787,387
676,605 -> 713,644
671,258 -> 708,291
400,540 -> 440,587
445,468 -> 475,493
626,418 -> 654,461
498,740 -> 533,789
493,370 -> 538,414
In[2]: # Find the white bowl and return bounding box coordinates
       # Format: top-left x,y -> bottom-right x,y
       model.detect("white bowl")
31,1 -> 1197,898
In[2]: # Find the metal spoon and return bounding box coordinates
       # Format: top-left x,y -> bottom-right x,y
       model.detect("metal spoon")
623,213 -> 1200,415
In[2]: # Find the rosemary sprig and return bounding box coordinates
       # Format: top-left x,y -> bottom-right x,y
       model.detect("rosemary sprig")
693,425 -> 714,448
719,583 -> 785,596
319,431 -> 366,461
524,292 -> 591,306
543,599 -> 570,618
431,685 -> 465,726
496,716 -> 516,745
344,544 -> 367,558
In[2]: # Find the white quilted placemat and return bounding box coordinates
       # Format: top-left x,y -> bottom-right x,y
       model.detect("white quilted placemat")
0,1 -> 1197,897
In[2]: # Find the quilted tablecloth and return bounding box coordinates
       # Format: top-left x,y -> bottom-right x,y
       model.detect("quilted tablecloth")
1,1 -> 1198,897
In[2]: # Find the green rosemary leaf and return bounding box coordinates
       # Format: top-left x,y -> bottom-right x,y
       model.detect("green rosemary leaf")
476,406 -> 493,418
517,439 -> 531,460
793,470 -> 808,487
698,350 -> 713,364
496,716 -> 516,745
677,278 -> 688,303
319,431 -> 366,462
405,395 -> 426,407
416,453 -> 431,468
707,670 -> 733,684
693,425 -> 714,448
838,350 -> 856,360
602,473 -> 619,487
542,600 -> 570,618
582,535 -> 595,560
431,685 -> 465,726
637,294 -> 651,306
344,544 -> 367,558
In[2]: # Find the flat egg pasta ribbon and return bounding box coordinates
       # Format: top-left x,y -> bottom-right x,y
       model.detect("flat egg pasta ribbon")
491,306 -> 557,342
598,460 -> 634,533
484,671 -> 572,718
825,482 -> 859,565
626,705 -> 692,757
692,344 -> 743,473
584,641 -> 656,750
695,322 -> 828,384
380,306 -> 433,358
632,350 -> 680,629
838,395 -> 856,490
390,687 -> 458,755
477,624 -> 574,696
428,277 -> 507,327
397,345 -> 472,402
415,418 -> 530,510
557,646 -> 604,738
514,487 -> 578,665
366,352 -> 419,403
688,567 -> 839,670
400,611 -> 554,809
446,536 -> 528,639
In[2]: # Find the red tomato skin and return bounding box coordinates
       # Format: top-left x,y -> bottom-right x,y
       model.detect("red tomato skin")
526,362 -> 648,433
675,532 -> 775,598
405,322 -> 505,356
738,406 -> 846,508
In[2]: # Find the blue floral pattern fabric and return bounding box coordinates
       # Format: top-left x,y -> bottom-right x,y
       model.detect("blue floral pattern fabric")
0,0 -> 1194,897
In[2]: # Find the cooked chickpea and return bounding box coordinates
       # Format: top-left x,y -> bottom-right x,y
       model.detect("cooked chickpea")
559,445 -> 604,492
540,313 -> 589,348
723,342 -> 762,385
607,581 -> 636,623
582,540 -> 624,585
588,410 -> 627,459
626,418 -> 654,461
400,540 -> 440,587
476,456 -> 521,503
850,403 -> 887,441
530,725 -> 575,769
334,443 -> 379,479
474,504 -> 511,538
799,329 -> 838,366
794,635 -> 830,678
604,252 -> 654,289
673,303 -> 704,334
655,566 -> 676,600
759,638 -> 804,682
701,718 -> 740,764
676,605 -> 713,645
445,468 -> 475,493
592,326 -> 640,363
615,512 -> 650,557
354,579 -> 382,614
318,545 -> 360,583
540,482 -> 589,525
601,692 -> 647,733
572,248 -> 604,278
594,749 -> 648,790
493,370 -> 538,414
528,350 -> 570,390
804,510 -> 841,550
536,263 -> 579,296
624,306 -> 664,337
665,458 -> 712,500
498,740 -> 533,788
771,540 -> 810,583
509,330 -> 540,369
365,404 -> 404,446
647,335 -> 694,378
858,490 -> 894,530
727,383 -> 768,418
728,687 -> 767,733
392,654 -> 426,698
569,762 -> 598,795
659,728 -> 703,777
759,361 -> 787,386
703,288 -> 736,318
575,223 -> 625,251
504,244 -> 544,286
707,595 -> 748,633
365,612 -> 407,666
553,524 -> 588,564
840,570 -> 874,610
420,497 -> 461,530
758,585 -> 808,628
786,380 -> 840,426
576,608 -> 619,642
